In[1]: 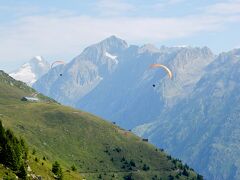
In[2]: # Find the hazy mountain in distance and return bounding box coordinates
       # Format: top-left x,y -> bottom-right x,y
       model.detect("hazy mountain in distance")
134,49 -> 240,180
10,56 -> 50,86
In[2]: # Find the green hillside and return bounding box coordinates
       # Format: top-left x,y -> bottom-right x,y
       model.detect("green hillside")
0,70 -> 201,179
0,119 -> 81,180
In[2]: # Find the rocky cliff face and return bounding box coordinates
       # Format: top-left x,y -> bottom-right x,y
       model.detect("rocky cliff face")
134,49 -> 240,180
77,44 -> 215,128
34,37 -> 214,127
33,36 -> 128,105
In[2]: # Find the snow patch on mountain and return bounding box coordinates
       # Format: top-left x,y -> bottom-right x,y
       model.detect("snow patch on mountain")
10,64 -> 37,85
105,51 -> 119,66
105,52 -> 117,59
10,56 -> 50,86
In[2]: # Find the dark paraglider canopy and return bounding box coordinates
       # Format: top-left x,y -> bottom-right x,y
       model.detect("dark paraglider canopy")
152,84 -> 156,87
60,74 -> 63,76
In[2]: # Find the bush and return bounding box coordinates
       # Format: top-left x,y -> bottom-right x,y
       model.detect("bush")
172,159 -> 177,164
197,174 -> 203,180
18,164 -> 27,179
52,161 -> 63,179
159,148 -> 164,152
124,173 -> 134,180
71,164 -> 77,171
182,168 -> 189,176
130,160 -> 136,167
167,155 -> 172,160
20,138 -> 28,159
152,175 -> 158,180
142,164 -> 150,171
115,147 -> 121,152
184,164 -> 189,169
121,165 -> 126,169
32,149 -> 36,155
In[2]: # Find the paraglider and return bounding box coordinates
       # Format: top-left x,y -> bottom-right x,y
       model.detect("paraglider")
51,61 -> 65,77
149,64 -> 172,87
150,64 -> 172,79
51,60 -> 65,69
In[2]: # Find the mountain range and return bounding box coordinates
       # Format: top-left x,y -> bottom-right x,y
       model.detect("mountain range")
134,49 -> 240,180
11,36 -> 240,179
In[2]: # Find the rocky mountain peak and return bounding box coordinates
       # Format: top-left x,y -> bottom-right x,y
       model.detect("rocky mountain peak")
138,44 -> 160,54
100,35 -> 128,50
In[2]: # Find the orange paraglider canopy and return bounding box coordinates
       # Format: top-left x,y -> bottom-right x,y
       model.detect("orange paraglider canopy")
51,60 -> 65,69
150,64 -> 173,79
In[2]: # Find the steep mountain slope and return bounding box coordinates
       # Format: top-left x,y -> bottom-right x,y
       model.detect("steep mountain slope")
10,56 -> 50,86
77,45 -> 214,128
0,120 -> 62,180
134,49 -> 240,180
34,36 -> 128,106
0,164 -> 18,179
0,70 -> 199,179
34,36 -> 215,129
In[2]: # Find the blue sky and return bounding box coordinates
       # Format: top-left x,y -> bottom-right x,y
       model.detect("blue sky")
0,0 -> 240,71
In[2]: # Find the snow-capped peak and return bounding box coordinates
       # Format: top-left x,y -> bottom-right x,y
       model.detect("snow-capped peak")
35,56 -> 43,61
9,56 -> 50,86
97,35 -> 129,53
101,35 -> 128,48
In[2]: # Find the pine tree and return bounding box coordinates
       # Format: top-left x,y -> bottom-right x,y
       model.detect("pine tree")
71,164 -> 77,171
143,164 -> 150,171
0,120 -> 28,173
17,164 -> 27,180
182,168 -> 189,176
52,161 -> 63,179
0,120 -> 6,162
197,174 -> 203,180
20,138 -> 28,160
